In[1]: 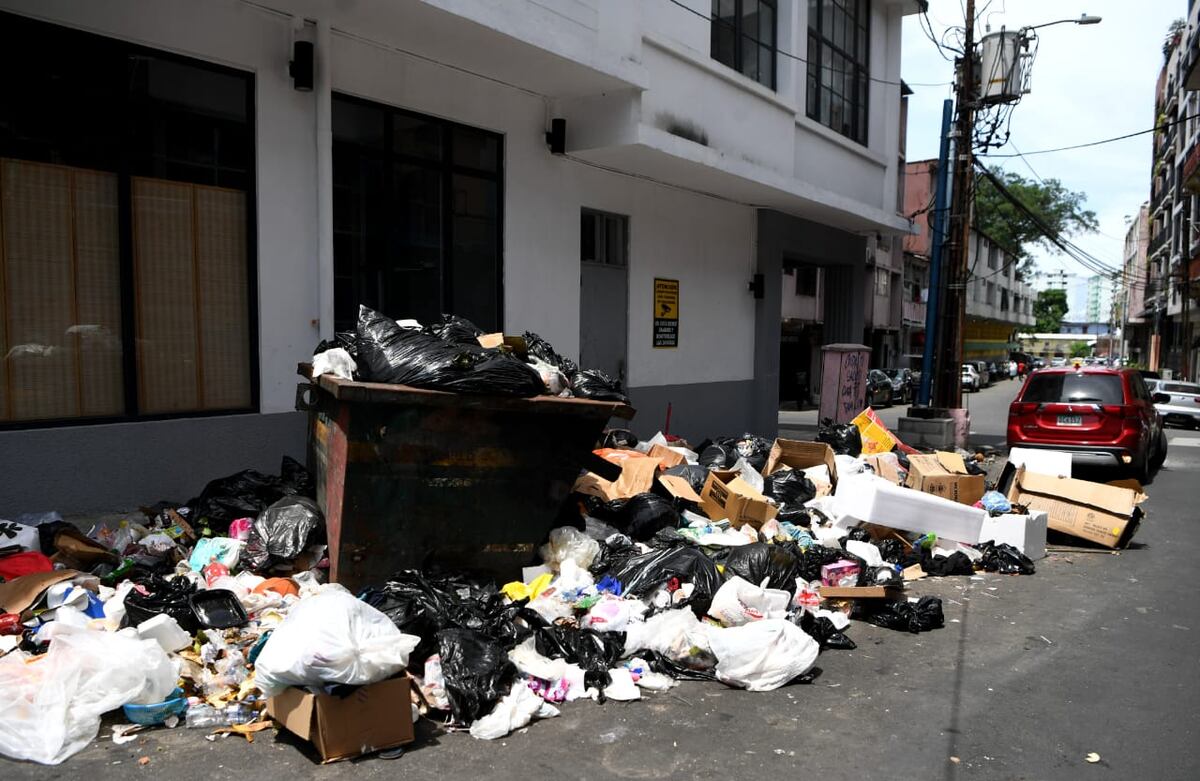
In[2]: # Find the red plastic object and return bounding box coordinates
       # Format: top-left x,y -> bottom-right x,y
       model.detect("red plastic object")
0,551 -> 54,581
0,613 -> 22,635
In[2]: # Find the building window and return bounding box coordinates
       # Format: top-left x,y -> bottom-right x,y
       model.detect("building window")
988,244 -> 1000,270
874,267 -> 890,296
0,12 -> 255,426
806,0 -> 870,145
332,96 -> 502,333
712,0 -> 777,90
795,266 -> 818,297
581,209 -> 628,267
986,282 -> 996,305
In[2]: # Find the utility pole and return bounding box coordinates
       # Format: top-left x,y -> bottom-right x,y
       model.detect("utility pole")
933,0 -> 976,409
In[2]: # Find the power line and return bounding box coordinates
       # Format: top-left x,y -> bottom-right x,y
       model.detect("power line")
982,113 -> 1200,158
664,0 -> 952,88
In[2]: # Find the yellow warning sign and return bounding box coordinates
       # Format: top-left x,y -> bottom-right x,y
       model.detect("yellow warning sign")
653,278 -> 679,348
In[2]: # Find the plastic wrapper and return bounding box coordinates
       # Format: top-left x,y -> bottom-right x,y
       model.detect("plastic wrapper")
122,575 -> 200,634
538,526 -> 600,572
356,305 -> 544,397
586,492 -> 680,542
865,596 -> 945,633
817,417 -> 864,456
709,576 -> 790,625
719,543 -> 802,593
979,541 -> 1036,575
438,628 -> 517,724
242,496 -> 324,571
707,619 -> 819,691
0,624 -> 177,764
311,347 -> 357,381
469,682 -> 559,740
569,368 -> 628,403
254,586 -> 420,696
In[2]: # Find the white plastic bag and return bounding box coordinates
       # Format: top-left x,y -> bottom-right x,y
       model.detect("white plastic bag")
845,539 -> 884,567
602,668 -> 641,701
708,576 -> 791,626
0,624 -> 177,764
707,619 -> 819,692
469,683 -> 559,740
623,607 -> 711,660
311,347 -> 357,381
538,526 -> 599,572
583,594 -> 643,633
254,585 -> 420,696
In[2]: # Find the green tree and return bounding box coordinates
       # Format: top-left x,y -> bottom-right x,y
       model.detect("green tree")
1069,341 -> 1091,358
974,170 -> 1099,277
1033,289 -> 1069,333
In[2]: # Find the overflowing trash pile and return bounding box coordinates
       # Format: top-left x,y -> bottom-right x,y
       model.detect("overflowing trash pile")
0,313 -> 1150,766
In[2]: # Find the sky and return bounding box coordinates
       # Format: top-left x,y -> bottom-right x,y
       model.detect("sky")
901,0 -> 1183,320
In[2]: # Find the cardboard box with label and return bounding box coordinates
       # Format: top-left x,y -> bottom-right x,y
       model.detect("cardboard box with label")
904,451 -> 985,506
267,676 -> 414,763
699,470 -> 779,529
1002,464 -> 1144,549
762,439 -> 839,496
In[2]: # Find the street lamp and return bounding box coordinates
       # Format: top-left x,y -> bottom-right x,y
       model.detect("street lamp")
1024,14 -> 1102,32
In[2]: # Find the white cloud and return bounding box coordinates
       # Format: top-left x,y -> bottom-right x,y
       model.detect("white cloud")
902,0 -> 1182,306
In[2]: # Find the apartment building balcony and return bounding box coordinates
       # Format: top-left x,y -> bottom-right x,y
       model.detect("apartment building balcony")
1183,142 -> 1200,193
902,299 -> 925,326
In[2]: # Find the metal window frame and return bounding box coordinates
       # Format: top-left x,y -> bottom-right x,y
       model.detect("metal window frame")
0,11 -> 259,431
710,0 -> 778,91
806,0 -> 871,145
580,207 -> 630,268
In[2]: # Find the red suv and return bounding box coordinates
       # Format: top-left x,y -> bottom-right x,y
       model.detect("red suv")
1007,367 -> 1167,481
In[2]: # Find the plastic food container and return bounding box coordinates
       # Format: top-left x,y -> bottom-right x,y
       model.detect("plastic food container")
189,589 -> 249,629
122,687 -> 188,725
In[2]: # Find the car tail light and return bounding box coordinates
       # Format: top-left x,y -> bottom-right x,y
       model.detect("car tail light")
1102,404 -> 1142,423
1011,402 -> 1039,415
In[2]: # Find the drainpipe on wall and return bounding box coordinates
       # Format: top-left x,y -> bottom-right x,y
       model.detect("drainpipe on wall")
315,18 -> 334,340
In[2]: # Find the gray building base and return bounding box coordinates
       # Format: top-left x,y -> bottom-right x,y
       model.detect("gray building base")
897,415 -> 956,450
626,380 -> 758,445
0,412 -> 307,516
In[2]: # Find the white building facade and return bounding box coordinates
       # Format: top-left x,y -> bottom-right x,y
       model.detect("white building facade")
0,0 -> 920,512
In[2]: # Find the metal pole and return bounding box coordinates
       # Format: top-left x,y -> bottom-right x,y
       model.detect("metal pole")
934,0 -> 977,409
918,99 -> 955,406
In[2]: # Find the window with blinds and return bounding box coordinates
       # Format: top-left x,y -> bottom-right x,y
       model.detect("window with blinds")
0,12 -> 255,426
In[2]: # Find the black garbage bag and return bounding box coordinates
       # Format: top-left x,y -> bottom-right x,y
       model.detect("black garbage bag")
698,442 -> 738,470
817,417 -> 863,457
643,650 -> 718,681
699,434 -> 772,473
242,496 -> 324,571
763,469 -> 816,509
877,538 -> 905,564
663,464 -> 708,493
314,330 -> 360,360
437,628 -> 516,723
535,625 -> 625,692
795,610 -> 857,650
964,458 -> 987,476
188,456 -> 312,534
587,535 -> 637,578
921,550 -> 976,577
601,429 -> 639,449
570,368 -> 628,403
427,314 -> 485,345
846,527 -> 873,543
796,544 -> 870,585
523,331 -> 579,376
122,575 -> 199,634
720,542 -> 801,593
602,545 -> 723,616
587,493 -> 680,542
357,305 -> 544,396
979,541 -> 1036,575
869,565 -> 904,587
865,596 -> 945,633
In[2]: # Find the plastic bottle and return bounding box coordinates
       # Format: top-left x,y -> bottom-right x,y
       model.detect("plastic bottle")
185,703 -> 256,728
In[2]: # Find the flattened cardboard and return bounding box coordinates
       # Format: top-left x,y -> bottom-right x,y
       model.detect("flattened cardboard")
647,443 -> 686,471
1003,465 -> 1142,549
267,677 -> 413,763
819,585 -> 904,599
572,449 -> 658,501
476,333 -> 527,351
699,470 -> 779,529
851,407 -> 898,455
658,475 -> 703,504
904,452 -> 985,506
763,439 -> 839,492
0,569 -> 77,616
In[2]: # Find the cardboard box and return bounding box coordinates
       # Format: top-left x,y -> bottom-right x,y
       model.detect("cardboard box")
851,408 -> 899,455
647,443 -> 686,471
267,677 -> 414,763
572,449 -> 658,501
658,474 -> 703,504
699,470 -> 779,529
835,474 -> 987,544
863,453 -> 904,485
0,569 -> 77,617
1002,465 -> 1144,549
904,452 -> 986,506
819,585 -> 904,600
763,440 -> 839,493
977,510 -> 1048,560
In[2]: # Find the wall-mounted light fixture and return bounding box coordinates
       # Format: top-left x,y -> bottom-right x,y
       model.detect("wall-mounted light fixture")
290,39 -> 314,91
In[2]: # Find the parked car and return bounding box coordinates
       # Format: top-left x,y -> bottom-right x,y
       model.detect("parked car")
866,369 -> 894,407
961,363 -> 981,392
1006,367 -> 1167,481
1050,357 -> 1066,367
1150,379 -> 1200,428
880,368 -> 915,405
973,361 -> 993,388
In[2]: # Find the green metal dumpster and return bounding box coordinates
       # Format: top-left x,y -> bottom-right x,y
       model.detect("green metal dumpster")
297,365 -> 635,592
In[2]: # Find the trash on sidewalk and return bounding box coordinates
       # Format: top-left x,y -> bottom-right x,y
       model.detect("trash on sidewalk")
1001,464 -> 1144,548
267,676 -> 415,763
904,452 -> 986,506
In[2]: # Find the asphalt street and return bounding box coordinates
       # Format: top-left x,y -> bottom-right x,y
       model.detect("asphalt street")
8,380 -> 1200,780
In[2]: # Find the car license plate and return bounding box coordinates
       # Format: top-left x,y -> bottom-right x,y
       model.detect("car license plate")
1057,414 -> 1083,426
